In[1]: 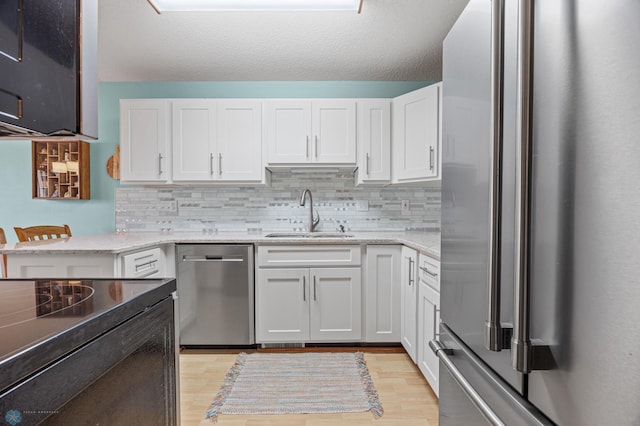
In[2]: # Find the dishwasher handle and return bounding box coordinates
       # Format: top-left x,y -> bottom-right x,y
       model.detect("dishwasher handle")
181,255 -> 245,262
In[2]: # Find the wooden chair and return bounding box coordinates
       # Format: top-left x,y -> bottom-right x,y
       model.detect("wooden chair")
14,224 -> 72,242
0,228 -> 6,278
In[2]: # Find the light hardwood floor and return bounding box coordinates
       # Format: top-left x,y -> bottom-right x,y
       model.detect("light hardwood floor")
179,348 -> 439,425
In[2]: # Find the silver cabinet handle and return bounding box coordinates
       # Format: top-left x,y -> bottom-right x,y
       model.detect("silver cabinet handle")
218,153 -> 222,175
419,266 -> 438,278
429,146 -> 435,171
429,339 -> 506,426
314,135 -> 318,158
182,255 -> 244,262
210,153 -> 214,175
303,275 -> 306,301
313,275 -> 317,301
408,257 -> 415,286
365,153 -> 370,176
306,136 -> 310,159
485,0 -> 506,353
158,153 -> 163,175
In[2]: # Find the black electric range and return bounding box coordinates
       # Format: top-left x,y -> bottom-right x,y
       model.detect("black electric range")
0,278 -> 176,393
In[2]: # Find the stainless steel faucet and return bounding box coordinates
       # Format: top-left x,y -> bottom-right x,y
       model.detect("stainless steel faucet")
299,189 -> 320,232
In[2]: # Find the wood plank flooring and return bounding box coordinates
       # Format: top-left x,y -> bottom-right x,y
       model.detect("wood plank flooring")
179,348 -> 439,425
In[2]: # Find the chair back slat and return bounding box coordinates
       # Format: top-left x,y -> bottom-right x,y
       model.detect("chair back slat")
14,224 -> 72,242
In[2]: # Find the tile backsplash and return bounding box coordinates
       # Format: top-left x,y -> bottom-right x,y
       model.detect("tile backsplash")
115,171 -> 441,233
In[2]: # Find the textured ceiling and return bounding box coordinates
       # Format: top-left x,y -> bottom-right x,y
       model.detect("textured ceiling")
98,0 -> 469,82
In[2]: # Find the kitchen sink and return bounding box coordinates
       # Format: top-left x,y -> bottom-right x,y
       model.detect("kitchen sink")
264,232 -> 354,238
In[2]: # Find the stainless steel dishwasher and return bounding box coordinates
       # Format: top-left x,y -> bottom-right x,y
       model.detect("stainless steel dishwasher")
176,244 -> 254,346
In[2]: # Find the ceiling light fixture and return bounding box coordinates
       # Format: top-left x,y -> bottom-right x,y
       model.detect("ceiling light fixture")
147,0 -> 363,13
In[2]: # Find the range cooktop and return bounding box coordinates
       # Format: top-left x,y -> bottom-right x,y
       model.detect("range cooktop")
0,279 -> 172,365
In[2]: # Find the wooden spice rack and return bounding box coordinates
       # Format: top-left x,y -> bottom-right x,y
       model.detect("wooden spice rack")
32,140 -> 90,199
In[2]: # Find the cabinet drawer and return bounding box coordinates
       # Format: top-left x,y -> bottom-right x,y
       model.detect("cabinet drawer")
418,254 -> 440,292
258,245 -> 361,267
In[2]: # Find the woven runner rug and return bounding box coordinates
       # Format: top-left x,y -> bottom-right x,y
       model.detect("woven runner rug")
205,352 -> 383,422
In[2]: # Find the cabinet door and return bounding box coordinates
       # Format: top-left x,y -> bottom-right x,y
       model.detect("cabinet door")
8,254 -> 115,278
119,99 -> 170,182
312,100 -> 356,164
172,100 -> 217,181
356,100 -> 391,184
364,245 -> 401,342
400,246 -> 418,362
256,268 -> 309,342
418,280 -> 440,396
392,83 -> 441,182
266,100 -> 312,164
217,100 -> 263,181
309,267 -> 361,341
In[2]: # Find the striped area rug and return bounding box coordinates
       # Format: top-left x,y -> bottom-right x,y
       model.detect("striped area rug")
205,352 -> 383,422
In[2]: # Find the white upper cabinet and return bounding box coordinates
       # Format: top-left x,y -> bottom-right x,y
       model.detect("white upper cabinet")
392,83 -> 442,183
217,100 -> 263,181
172,99 -> 264,182
312,100 -> 356,163
266,100 -> 356,165
120,99 -> 170,183
172,99 -> 217,181
356,100 -> 391,185
266,100 -> 312,164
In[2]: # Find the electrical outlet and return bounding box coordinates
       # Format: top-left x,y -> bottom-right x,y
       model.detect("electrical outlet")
401,200 -> 410,215
355,200 -> 369,212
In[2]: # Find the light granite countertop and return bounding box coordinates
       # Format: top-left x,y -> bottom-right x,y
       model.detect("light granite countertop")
0,231 -> 440,260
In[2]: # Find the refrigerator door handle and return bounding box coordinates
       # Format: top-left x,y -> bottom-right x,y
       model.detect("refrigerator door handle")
511,0 -> 554,373
485,0 -> 510,352
429,339 -> 506,426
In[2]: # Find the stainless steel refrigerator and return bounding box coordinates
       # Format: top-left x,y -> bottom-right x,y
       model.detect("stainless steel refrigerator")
434,0 -> 640,424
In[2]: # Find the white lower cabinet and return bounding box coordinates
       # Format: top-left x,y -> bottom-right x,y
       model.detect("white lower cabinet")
6,245 -> 174,279
256,268 -> 310,341
257,267 -> 361,342
310,267 -> 361,340
7,254 -> 115,278
400,246 -> 419,362
256,245 -> 362,343
417,254 -> 441,396
364,245 -> 401,342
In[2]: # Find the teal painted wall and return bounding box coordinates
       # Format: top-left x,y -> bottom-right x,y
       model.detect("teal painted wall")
0,81 -> 431,243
